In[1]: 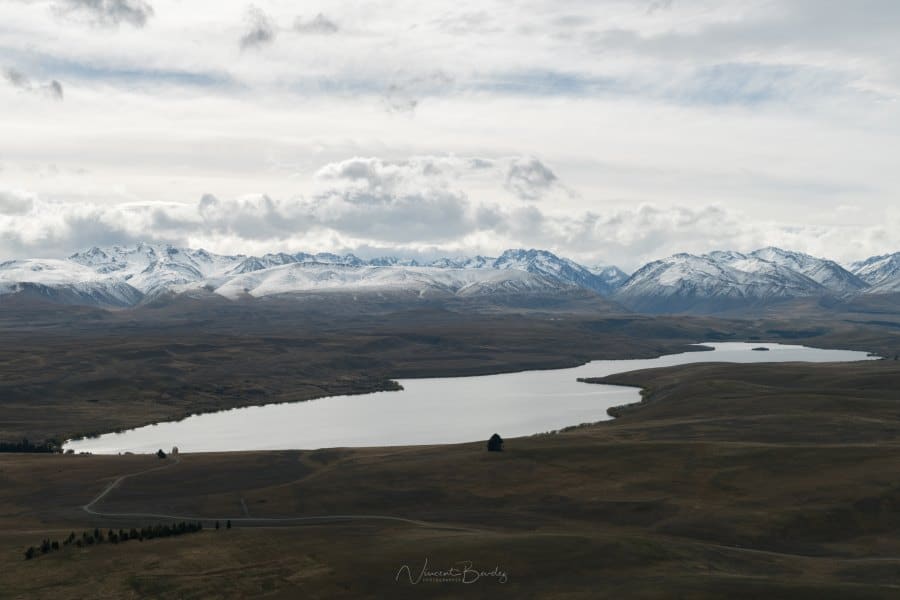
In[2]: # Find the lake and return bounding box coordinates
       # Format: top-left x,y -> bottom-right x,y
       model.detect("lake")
63,342 -> 877,454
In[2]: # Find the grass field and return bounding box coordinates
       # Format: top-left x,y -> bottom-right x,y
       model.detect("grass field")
1,299 -> 897,445
1,301 -> 899,597
2,357 -> 900,598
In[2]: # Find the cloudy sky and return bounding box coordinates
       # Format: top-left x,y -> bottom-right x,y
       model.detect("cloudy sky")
1,0 -> 899,270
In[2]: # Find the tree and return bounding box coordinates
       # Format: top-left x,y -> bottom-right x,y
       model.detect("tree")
487,433 -> 504,452
215,520 -> 220,530
24,546 -> 36,560
226,520 -> 232,529
157,448 -> 167,459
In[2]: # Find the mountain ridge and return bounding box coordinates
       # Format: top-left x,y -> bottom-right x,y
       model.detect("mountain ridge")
0,244 -> 898,312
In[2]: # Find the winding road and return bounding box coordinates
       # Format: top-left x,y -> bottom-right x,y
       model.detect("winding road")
76,453 -> 900,571
80,454 -> 473,531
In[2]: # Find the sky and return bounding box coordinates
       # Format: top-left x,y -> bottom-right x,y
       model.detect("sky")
1,0 -> 900,271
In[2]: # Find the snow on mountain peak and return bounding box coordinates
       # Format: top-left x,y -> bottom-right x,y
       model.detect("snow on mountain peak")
4,242 -> 898,310
851,252 -> 900,293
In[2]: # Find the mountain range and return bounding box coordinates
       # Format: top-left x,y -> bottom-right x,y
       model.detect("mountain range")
0,243 -> 898,313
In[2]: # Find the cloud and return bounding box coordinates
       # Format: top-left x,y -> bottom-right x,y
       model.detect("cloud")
0,199 -> 156,259
240,5 -> 276,50
46,79 -> 64,99
505,157 -> 559,201
2,67 -> 63,100
293,14 -> 338,35
308,157 -> 487,243
0,160 -> 746,268
196,193 -> 310,239
0,190 -> 35,215
3,68 -> 29,88
52,0 -> 154,28
382,71 -> 454,113
1,158 -> 898,272
646,0 -> 674,14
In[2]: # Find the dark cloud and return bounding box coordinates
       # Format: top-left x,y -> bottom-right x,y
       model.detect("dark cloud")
3,67 -> 64,100
293,13 -> 338,35
46,79 -> 64,99
3,68 -> 29,88
505,157 -> 559,201
240,5 -> 276,50
53,0 -> 154,28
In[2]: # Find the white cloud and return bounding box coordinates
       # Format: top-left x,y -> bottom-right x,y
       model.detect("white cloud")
2,158 -> 898,271
0,1 -> 899,267
0,190 -> 35,215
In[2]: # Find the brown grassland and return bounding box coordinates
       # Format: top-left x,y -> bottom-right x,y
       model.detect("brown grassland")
0,297 -> 899,598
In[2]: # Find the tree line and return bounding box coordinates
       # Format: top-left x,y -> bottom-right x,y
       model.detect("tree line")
23,520 -> 231,560
0,438 -> 60,453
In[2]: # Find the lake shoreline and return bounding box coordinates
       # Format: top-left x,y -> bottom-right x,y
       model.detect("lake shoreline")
64,342 -> 877,455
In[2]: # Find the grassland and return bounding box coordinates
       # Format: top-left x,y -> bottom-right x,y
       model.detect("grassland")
1,358 -> 899,597
1,296 -> 897,444
1,299 -> 900,597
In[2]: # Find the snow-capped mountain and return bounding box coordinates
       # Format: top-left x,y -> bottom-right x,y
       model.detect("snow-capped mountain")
2,244 -> 622,308
223,248 -> 628,295
589,264 -> 630,291
212,263 -> 576,300
4,243 -> 898,311
850,252 -> 900,293
0,259 -> 143,308
747,247 -> 867,294
614,253 -> 819,312
613,248 -> 871,313
425,256 -> 493,269
69,243 -> 244,297
491,249 -> 625,295
226,252 -> 366,276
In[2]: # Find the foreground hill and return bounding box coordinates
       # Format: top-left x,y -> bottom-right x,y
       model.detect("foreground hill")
2,358 -> 899,598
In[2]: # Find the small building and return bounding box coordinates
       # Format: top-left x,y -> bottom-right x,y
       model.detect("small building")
487,433 -> 504,452
171,446 -> 179,456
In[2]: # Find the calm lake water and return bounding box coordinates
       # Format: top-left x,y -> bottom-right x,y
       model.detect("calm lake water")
63,342 -> 877,454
